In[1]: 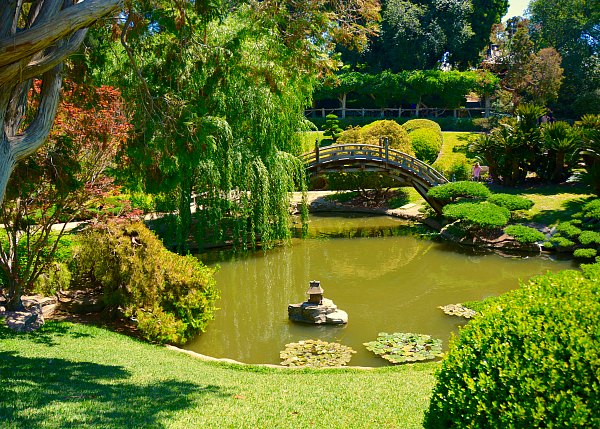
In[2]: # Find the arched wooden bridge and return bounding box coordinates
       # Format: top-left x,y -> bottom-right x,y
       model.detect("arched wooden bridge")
301,143 -> 449,213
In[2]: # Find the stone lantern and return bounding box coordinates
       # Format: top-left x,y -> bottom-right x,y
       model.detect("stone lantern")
307,280 -> 324,304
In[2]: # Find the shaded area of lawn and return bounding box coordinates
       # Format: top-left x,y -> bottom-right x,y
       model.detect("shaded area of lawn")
489,182 -> 595,226
0,322 -> 436,428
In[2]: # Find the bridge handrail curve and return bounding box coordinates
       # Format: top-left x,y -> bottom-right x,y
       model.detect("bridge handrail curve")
301,143 -> 448,185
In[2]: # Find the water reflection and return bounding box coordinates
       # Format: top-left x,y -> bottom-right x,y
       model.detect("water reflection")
188,214 -> 576,367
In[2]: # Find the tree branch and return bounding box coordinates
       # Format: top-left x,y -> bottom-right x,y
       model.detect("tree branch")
0,0 -> 121,68
10,64 -> 62,161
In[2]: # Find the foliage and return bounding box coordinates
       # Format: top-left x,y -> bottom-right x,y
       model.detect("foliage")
443,202 -> 510,230
548,236 -> 576,249
487,194 -> 534,212
360,120 -> 413,153
427,181 -> 491,203
74,221 -> 219,345
279,339 -> 356,367
425,265 -> 600,428
364,332 -> 443,364
528,0 -> 600,117
322,114 -> 343,145
408,128 -> 443,164
314,70 -> 499,111
573,248 -> 597,259
577,115 -> 600,195
504,225 -> 546,244
403,119 -> 442,134
540,121 -> 581,183
0,82 -> 129,310
32,262 -> 72,296
578,231 -> 600,246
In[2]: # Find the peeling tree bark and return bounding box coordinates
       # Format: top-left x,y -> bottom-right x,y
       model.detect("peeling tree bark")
0,0 -> 122,206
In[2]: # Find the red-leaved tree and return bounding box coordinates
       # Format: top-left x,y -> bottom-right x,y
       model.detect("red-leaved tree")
0,82 -> 130,310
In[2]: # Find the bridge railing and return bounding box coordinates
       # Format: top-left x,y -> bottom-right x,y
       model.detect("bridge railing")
301,143 -> 448,186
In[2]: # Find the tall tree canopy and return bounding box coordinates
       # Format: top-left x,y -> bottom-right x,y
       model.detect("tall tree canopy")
0,0 -> 122,206
340,0 -> 508,71
110,0 -> 379,249
528,0 -> 600,116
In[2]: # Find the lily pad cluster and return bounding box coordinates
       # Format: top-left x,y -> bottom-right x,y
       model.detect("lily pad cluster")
364,332 -> 443,364
279,339 -> 356,367
438,304 -> 477,319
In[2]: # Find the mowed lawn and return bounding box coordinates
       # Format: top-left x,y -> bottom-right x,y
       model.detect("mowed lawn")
0,322 -> 437,429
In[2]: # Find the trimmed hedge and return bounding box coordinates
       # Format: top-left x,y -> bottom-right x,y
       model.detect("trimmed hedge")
487,194 -> 534,212
427,181 -> 491,203
403,119 -> 442,134
574,248 -> 598,259
425,264 -> 600,428
504,225 -> 546,244
443,202 -> 510,230
360,120 -> 413,154
408,128 -> 443,164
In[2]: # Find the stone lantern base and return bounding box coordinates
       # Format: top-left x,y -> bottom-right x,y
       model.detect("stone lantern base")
288,298 -> 348,325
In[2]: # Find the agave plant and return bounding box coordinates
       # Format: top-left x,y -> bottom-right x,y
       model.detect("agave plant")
364,332 -> 443,364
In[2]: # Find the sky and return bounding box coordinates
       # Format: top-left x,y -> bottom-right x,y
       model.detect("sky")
504,0 -> 530,19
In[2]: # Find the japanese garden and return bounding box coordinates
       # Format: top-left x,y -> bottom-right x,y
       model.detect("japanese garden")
0,1 -> 599,428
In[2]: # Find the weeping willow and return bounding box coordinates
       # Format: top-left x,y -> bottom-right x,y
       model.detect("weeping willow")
115,3 -> 312,251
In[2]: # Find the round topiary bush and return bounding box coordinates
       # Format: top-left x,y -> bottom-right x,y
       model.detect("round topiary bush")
408,128 -> 443,164
427,181 -> 491,203
504,224 -> 546,244
359,120 -> 413,154
443,202 -> 510,230
487,193 -> 534,212
402,118 -> 442,134
556,221 -> 583,238
425,264 -> 600,428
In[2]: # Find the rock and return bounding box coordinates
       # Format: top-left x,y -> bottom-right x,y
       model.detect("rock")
288,298 -> 348,325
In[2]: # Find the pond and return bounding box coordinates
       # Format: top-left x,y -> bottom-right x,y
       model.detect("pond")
186,213 -> 576,367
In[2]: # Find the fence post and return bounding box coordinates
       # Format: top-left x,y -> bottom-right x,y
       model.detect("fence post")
384,137 -> 389,168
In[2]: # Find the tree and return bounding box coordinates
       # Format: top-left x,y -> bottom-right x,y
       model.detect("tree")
529,0 -> 600,116
114,1 -> 379,250
0,0 -> 122,206
0,82 -> 130,310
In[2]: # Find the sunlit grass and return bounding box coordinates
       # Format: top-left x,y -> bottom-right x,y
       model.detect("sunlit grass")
0,322 -> 436,429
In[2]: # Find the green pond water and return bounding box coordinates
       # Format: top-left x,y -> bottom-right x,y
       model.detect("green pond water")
186,213 -> 576,367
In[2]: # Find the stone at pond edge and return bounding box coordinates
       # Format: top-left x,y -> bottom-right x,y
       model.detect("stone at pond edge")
288,298 -> 348,325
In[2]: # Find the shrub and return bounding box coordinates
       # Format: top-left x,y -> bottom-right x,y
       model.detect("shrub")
487,194 -> 534,212
322,114 -> 343,145
425,265 -> 600,428
580,199 -> 600,220
555,221 -> 583,238
409,128 -> 443,164
504,225 -> 546,244
336,126 -> 362,145
432,159 -> 471,182
443,202 -> 510,230
74,221 -> 219,345
549,236 -> 576,248
402,119 -> 442,134
359,120 -> 413,154
578,230 -> 600,246
33,262 -> 72,295
574,248 -> 598,259
427,181 -> 491,203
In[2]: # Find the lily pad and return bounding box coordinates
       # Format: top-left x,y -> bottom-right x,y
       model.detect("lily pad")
438,303 -> 477,319
280,339 -> 356,367
364,332 -> 443,364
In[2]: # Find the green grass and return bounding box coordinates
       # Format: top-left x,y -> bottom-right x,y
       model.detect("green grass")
489,183 -> 595,227
0,322 -> 436,428
433,132 -> 477,174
